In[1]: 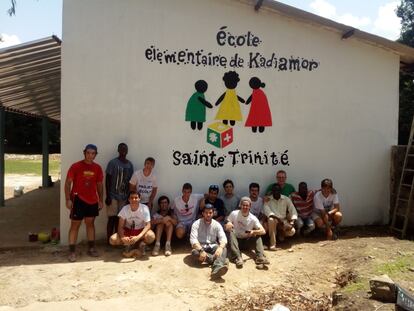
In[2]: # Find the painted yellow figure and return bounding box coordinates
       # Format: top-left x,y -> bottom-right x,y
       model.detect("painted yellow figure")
215,89 -> 243,122
215,71 -> 245,126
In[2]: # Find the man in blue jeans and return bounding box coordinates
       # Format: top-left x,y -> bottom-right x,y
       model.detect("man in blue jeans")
190,203 -> 229,279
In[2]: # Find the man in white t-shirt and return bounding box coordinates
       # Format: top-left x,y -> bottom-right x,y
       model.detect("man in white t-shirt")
109,191 -> 155,257
129,157 -> 157,210
172,183 -> 204,239
224,197 -> 269,270
313,178 -> 342,240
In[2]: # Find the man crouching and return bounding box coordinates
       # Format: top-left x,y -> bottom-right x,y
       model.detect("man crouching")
110,191 -> 155,257
190,203 -> 229,280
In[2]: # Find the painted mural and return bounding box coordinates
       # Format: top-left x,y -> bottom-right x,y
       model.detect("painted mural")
144,25 -> 321,167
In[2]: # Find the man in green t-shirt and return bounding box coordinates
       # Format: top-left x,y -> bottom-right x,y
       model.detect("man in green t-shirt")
265,170 -> 295,196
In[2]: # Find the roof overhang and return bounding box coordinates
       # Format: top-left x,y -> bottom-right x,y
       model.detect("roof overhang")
242,0 -> 414,73
0,36 -> 61,121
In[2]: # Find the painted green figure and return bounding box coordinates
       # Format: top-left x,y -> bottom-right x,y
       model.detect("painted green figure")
185,80 -> 212,130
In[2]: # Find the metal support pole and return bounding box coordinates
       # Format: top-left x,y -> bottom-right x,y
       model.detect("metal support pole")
0,106 -> 5,206
42,117 -> 49,188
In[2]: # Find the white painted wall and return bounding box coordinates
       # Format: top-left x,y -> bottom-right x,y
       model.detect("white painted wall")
61,0 -> 399,243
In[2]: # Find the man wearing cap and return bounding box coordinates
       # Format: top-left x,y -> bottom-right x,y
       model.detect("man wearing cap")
105,143 -> 134,244
225,197 -> 269,269
65,144 -> 104,262
199,184 -> 226,224
190,203 -> 229,279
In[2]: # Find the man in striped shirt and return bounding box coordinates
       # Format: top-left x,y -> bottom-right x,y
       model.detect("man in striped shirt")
290,182 -> 316,236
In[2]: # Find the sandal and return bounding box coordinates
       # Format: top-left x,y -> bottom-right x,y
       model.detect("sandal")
87,248 -> 99,257
68,252 -> 77,262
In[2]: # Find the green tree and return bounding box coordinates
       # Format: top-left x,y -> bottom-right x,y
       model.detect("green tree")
397,0 -> 414,144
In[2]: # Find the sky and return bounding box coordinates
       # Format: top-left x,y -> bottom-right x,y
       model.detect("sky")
0,0 -> 403,49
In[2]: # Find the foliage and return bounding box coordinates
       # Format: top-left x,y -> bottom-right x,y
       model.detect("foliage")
7,0 -> 16,16
5,112 -> 60,154
397,0 -> 414,47
398,0 -> 414,144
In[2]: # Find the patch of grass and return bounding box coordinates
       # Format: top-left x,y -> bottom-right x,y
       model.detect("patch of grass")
5,159 -> 60,175
375,255 -> 414,277
342,278 -> 369,294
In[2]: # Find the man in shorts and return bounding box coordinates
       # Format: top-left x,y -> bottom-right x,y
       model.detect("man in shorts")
172,183 -> 204,239
224,197 -> 269,270
151,195 -> 177,256
109,191 -> 155,257
263,184 -> 298,250
65,144 -> 104,262
313,178 -> 343,240
105,143 -> 134,243
129,157 -> 157,211
190,203 -> 229,279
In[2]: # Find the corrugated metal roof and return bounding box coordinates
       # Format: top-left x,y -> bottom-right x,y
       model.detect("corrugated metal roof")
0,36 -> 61,121
244,0 -> 414,69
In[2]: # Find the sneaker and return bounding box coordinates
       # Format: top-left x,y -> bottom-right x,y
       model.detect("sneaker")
268,245 -> 277,251
211,265 -> 228,279
303,228 -> 311,236
235,257 -> 244,269
256,263 -> 265,270
68,252 -> 76,262
87,248 -> 99,257
256,257 -> 270,265
165,244 -> 172,256
152,244 -> 160,256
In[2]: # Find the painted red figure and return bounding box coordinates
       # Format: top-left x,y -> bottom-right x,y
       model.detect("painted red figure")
245,77 -> 272,133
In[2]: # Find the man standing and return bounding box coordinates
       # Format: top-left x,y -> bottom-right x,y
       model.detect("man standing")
264,184 -> 297,250
105,143 -> 134,243
225,197 -> 269,270
109,191 -> 155,257
265,170 -> 295,196
129,157 -> 157,210
65,144 -> 104,262
190,204 -> 229,279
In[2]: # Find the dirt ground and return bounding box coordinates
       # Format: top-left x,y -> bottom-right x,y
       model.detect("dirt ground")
1,167 -> 413,310
0,228 -> 413,311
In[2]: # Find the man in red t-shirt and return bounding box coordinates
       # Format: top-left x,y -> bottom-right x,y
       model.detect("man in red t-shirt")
65,144 -> 104,262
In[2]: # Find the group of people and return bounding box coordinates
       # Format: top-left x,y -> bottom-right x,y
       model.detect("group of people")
65,143 -> 343,279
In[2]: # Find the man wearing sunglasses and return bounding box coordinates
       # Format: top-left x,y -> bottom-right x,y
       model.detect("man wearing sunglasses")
172,183 -> 204,239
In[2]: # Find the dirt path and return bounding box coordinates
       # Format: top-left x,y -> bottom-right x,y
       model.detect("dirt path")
0,228 -> 413,310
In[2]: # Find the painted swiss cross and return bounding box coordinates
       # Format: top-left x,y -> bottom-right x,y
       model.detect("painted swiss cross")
207,122 -> 233,148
